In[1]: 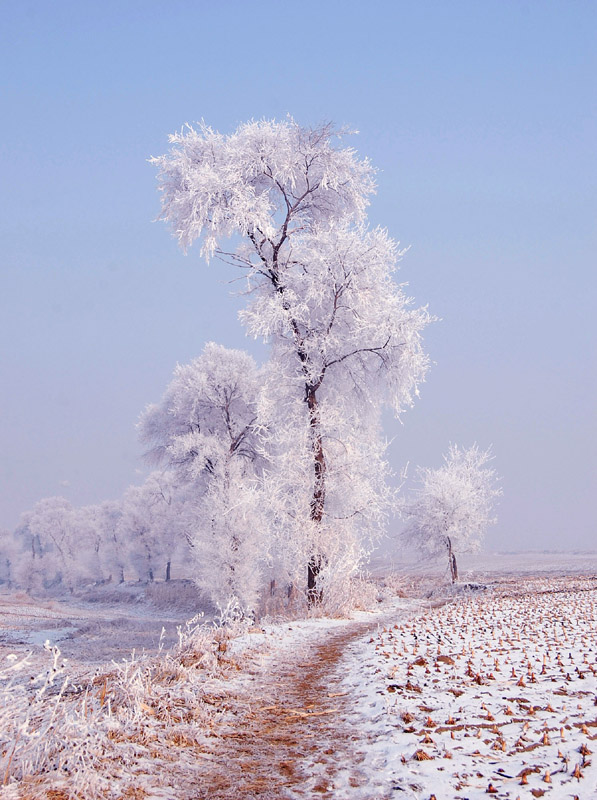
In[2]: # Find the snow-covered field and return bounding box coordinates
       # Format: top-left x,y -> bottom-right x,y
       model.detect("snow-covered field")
1,553 -> 596,799
0,580 -> 211,672
345,575 -> 597,799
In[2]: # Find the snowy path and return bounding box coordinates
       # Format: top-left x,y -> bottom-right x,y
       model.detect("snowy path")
187,611 -> 406,800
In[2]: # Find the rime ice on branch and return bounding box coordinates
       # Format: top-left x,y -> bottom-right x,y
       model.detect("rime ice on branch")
152,119 -> 431,604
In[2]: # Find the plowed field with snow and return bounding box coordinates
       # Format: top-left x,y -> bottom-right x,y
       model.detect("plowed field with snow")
346,576 -> 597,799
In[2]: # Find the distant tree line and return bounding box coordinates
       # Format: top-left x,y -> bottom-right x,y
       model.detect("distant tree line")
0,472 -> 188,595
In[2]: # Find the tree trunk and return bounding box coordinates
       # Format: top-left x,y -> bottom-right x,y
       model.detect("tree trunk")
306,386 -> 326,606
307,557 -> 322,605
446,536 -> 458,583
165,561 -> 171,582
271,273 -> 328,606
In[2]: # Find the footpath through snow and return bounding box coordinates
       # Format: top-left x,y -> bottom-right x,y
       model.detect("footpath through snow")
185,602 -> 416,800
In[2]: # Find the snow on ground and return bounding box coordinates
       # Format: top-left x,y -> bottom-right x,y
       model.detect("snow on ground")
1,556 -> 597,798
165,600 -> 420,800
343,575 -> 597,799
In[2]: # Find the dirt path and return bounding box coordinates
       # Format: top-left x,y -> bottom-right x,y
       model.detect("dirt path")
192,618 -> 388,800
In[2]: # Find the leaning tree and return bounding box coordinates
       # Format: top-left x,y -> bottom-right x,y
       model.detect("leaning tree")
401,444 -> 501,582
152,119 -> 431,604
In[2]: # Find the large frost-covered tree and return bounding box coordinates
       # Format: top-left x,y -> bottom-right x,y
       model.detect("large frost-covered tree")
152,119 -> 431,603
401,444 -> 501,582
139,343 -> 267,614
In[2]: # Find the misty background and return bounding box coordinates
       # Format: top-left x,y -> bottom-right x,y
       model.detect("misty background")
1,0 -> 595,552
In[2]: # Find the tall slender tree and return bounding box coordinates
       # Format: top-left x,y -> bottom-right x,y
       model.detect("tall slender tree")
152,119 -> 431,603
96,499 -> 127,584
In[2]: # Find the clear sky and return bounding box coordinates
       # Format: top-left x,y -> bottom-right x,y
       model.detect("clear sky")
1,0 -> 595,551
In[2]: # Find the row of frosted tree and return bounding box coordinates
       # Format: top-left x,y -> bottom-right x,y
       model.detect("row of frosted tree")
0,119 -> 500,614
0,473 -> 187,594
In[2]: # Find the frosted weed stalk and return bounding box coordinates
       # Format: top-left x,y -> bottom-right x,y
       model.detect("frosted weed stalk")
0,642 -> 116,798
0,616 -> 252,798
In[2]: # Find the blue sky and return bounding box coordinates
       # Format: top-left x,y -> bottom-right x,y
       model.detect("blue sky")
1,0 -> 595,550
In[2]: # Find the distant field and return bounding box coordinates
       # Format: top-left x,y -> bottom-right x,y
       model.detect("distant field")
0,579 -> 212,673
369,548 -> 597,579
1,551 -> 595,673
